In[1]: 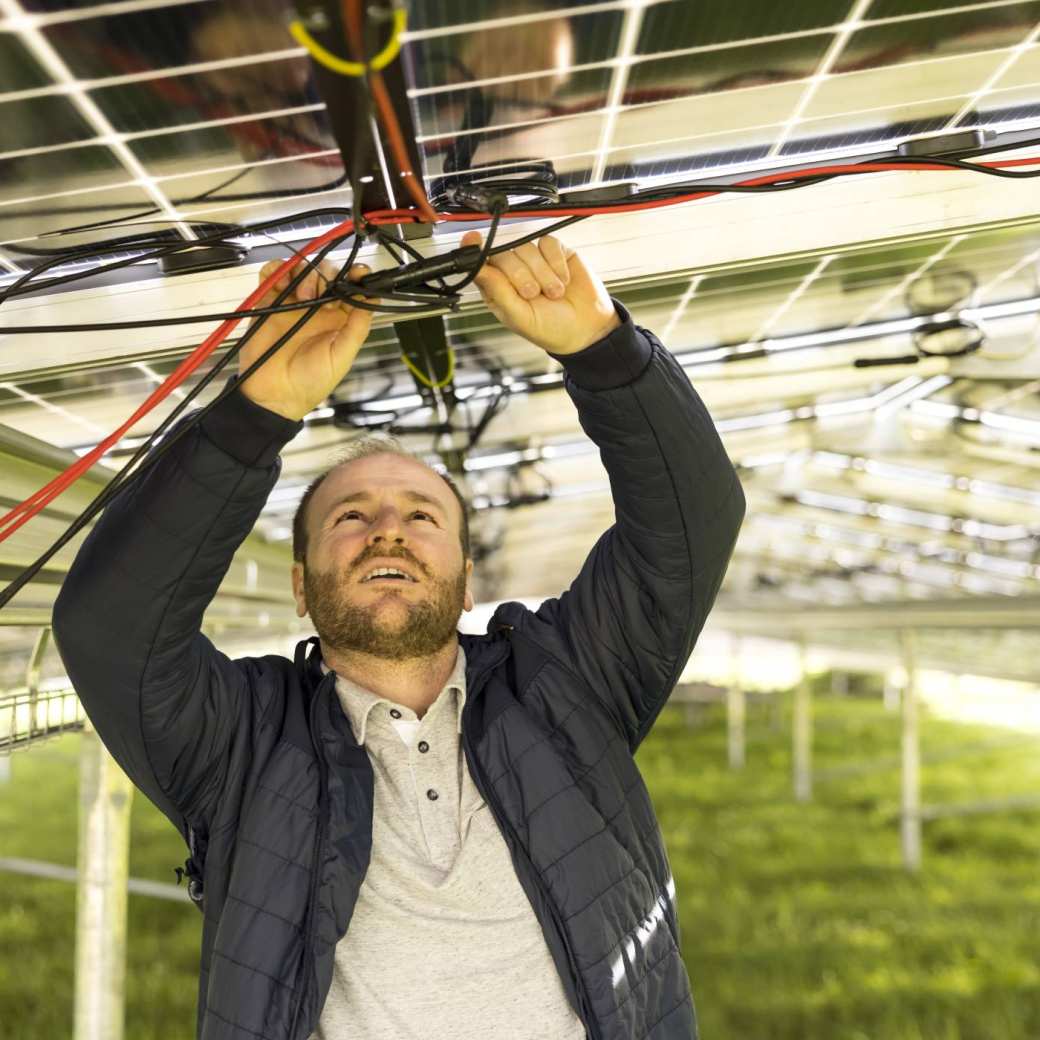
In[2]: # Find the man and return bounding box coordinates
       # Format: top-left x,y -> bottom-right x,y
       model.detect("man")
52,230 -> 745,1040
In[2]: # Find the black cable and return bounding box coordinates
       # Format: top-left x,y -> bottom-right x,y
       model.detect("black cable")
0,232 -> 361,609
0,207 -> 360,302
3,169 -> 352,252
0,286 -> 454,334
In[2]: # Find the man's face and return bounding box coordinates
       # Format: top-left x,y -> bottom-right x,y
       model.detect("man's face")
291,454 -> 474,661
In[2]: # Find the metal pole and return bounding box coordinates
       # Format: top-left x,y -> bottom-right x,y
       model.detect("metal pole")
883,674 -> 901,712
793,637 -> 812,802
727,636 -> 746,769
75,719 -> 134,1040
900,629 -> 922,871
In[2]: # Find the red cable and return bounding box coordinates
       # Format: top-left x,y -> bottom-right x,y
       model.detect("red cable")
0,208 -> 412,544
1,155 -> 1037,543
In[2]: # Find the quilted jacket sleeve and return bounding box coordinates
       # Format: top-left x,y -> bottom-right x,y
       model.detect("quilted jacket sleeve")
531,300 -> 745,753
51,378 -> 303,835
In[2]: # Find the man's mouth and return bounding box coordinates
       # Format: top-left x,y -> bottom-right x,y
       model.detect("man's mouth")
360,565 -> 419,584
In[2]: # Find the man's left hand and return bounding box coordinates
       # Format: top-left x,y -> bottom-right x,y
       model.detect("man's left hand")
463,231 -> 621,355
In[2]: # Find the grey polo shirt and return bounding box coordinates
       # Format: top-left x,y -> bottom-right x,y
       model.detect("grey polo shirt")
308,642 -> 586,1040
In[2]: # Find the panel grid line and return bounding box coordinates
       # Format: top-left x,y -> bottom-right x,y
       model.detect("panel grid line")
848,237 -> 966,328
766,0 -> 875,160
0,103 -> 327,165
0,47 -> 307,104
749,255 -> 836,343
0,0 -> 196,240
947,18 -> 1040,127
398,0 -> 1028,42
0,150 -> 341,210
589,1 -> 647,185
0,0 -> 211,31
406,0 -> 1034,100
659,274 -> 703,342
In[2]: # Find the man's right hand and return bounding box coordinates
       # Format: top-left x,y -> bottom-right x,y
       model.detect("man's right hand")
237,257 -> 376,422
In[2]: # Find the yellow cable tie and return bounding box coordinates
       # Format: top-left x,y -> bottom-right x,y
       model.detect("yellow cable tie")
289,8 -> 406,78
401,346 -> 455,389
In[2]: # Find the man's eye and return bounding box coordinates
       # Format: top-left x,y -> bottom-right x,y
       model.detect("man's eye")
336,510 -> 361,523
412,511 -> 435,522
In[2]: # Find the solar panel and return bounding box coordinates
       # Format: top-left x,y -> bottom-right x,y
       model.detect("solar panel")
1,0 -> 1040,658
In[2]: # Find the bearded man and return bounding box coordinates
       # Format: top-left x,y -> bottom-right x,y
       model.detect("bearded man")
53,231 -> 745,1040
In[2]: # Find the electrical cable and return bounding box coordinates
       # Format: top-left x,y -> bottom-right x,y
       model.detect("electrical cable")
0,218 -> 361,545
3,147 -> 1040,581
0,230 -> 364,608
343,0 -> 439,223
6,154 -> 1037,305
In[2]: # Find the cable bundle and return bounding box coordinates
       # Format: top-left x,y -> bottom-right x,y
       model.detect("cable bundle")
0,0 -> 1038,613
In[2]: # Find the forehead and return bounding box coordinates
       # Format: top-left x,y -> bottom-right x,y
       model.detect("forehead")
310,453 -> 458,528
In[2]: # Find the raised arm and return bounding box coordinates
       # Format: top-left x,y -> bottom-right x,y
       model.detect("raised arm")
467,232 -> 746,752
51,258 -> 374,835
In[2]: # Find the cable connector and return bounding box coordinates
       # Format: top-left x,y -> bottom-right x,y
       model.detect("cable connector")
446,184 -> 510,213
559,182 -> 638,204
897,129 -> 995,157
351,245 -> 484,293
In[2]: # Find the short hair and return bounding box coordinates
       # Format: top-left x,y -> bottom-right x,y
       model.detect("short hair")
291,433 -> 471,565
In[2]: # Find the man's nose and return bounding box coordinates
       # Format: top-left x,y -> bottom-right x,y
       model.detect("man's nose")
366,508 -> 404,544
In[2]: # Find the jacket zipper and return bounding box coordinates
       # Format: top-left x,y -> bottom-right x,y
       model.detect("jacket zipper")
288,677 -> 331,1040
461,659 -> 599,1040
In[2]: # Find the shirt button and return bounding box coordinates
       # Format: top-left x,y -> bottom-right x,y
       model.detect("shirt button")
418,741 -> 429,753
426,788 -> 439,801
389,708 -> 402,719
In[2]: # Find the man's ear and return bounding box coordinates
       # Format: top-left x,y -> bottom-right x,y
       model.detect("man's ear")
463,558 -> 475,612
291,561 -> 308,618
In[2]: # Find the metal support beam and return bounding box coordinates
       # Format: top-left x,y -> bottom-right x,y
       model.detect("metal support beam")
900,629 -> 922,872
727,636 -> 746,770
74,719 -> 133,1040
793,637 -> 812,802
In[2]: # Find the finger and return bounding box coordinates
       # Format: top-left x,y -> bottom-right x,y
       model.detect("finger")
473,262 -> 530,327
336,264 -> 377,309
460,230 -> 482,251
538,235 -> 570,285
298,264 -> 323,302
313,259 -> 338,296
557,248 -> 602,299
488,249 -> 541,300
514,241 -> 565,299
327,302 -> 376,372
259,257 -> 304,294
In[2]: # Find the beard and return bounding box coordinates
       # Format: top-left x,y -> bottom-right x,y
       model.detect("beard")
303,557 -> 467,661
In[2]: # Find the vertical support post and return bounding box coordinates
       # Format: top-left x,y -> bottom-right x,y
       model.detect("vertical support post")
727,636 -> 746,770
793,637 -> 812,802
900,629 -> 922,872
883,673 -> 901,712
75,718 -> 134,1040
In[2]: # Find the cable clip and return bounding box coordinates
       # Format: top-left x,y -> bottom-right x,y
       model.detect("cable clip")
289,7 -> 406,78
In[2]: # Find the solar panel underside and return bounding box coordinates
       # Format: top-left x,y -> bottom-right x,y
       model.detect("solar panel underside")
1,0 -> 1039,269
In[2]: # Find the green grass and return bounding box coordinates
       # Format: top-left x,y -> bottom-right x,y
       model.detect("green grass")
635,684 -> 1040,1040
3,683 -> 1040,1038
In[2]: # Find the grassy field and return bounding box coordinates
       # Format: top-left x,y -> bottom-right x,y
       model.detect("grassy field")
3,678 -> 1040,1039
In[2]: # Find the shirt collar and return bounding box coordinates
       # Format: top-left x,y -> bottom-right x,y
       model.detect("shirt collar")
319,642 -> 467,746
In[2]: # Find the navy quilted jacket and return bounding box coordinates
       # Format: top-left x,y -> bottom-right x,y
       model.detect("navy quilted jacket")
52,301 -> 745,1040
